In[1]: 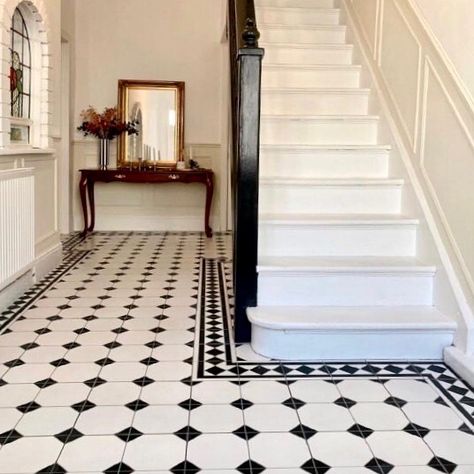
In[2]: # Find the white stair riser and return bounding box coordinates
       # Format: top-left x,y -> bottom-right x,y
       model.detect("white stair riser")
258,273 -> 434,306
261,26 -> 346,45
260,150 -> 389,178
259,224 -> 417,257
261,91 -> 369,116
264,46 -> 353,65
251,327 -> 453,360
261,118 -> 379,145
257,0 -> 335,8
257,7 -> 340,26
260,184 -> 401,214
262,67 -> 360,88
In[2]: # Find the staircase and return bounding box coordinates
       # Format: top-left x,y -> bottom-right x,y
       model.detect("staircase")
248,0 -> 456,360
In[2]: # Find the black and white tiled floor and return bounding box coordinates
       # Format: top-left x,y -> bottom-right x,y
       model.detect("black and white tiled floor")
0,232 -> 473,474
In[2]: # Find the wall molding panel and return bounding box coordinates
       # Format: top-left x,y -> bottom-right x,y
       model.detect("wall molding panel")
343,0 -> 474,364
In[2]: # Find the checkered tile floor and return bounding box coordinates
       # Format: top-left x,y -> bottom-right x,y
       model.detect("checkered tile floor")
0,232 -> 473,474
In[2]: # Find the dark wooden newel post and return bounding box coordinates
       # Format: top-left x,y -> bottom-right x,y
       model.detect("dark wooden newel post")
233,19 -> 264,343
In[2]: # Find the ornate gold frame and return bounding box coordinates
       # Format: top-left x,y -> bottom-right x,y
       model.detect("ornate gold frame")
117,79 -> 185,168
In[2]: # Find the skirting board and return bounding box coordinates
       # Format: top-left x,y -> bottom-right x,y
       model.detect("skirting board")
444,346 -> 474,388
0,242 -> 63,311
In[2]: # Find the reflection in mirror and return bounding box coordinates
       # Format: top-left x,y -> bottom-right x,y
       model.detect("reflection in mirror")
118,80 -> 185,167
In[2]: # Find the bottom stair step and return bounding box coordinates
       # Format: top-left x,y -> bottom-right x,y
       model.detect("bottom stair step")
247,306 -> 456,360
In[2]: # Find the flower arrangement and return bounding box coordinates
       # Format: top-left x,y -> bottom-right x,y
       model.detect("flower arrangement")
77,106 -> 138,140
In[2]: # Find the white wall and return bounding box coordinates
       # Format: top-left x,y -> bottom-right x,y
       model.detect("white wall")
66,0 -> 230,233
0,0 -> 64,309
345,0 -> 474,356
413,0 -> 474,100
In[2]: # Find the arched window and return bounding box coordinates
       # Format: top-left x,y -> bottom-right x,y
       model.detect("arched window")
10,7 -> 31,120
9,6 -> 32,144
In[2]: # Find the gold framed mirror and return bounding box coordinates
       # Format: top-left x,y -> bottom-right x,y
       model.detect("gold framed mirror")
117,80 -> 185,167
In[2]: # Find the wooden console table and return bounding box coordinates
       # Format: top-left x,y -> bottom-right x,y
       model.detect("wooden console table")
79,168 -> 214,237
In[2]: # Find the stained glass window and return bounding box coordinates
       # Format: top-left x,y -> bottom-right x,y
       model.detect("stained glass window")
10,7 -> 31,119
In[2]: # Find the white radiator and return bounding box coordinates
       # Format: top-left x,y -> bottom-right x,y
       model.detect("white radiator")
0,168 -> 35,290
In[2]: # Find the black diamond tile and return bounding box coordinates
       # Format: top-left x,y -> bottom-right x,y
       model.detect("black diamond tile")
0,429 -> 22,446
36,463 -> 67,473
95,357 -> 115,366
133,376 -> 154,387
231,398 -> 253,409
63,342 -> 80,350
178,398 -> 202,411
55,427 -> 83,443
300,458 -> 318,474
348,423 -> 374,439
17,401 -> 41,413
334,397 -> 356,409
116,426 -> 143,442
428,456 -> 457,473
4,358 -> 24,368
125,399 -> 149,411
104,463 -> 134,474
35,378 -> 57,389
238,460 -> 265,473
71,399 -> 96,413
384,396 -> 407,408
50,358 -> 70,367
84,376 -> 107,388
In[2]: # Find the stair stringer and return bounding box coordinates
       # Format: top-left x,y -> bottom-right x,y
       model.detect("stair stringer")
339,0 -> 474,364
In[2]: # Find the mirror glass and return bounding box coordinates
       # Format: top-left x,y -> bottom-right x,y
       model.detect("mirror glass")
118,80 -> 185,167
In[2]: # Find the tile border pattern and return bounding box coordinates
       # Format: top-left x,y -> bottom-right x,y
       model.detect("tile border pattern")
194,258 -> 474,428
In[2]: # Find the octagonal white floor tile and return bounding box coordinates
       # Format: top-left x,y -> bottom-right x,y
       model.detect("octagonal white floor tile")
140,381 -> 191,405
52,362 -> 101,383
20,345 -> 67,364
288,380 -> 340,403
88,382 -> 141,406
116,331 -> 156,345
155,330 -> 194,345
108,344 -> 152,362
191,381 -> 241,405
58,435 -> 126,472
75,331 -> 117,346
129,307 -> 163,318
350,403 -> 409,431
402,402 -> 464,430
298,403 -> 354,432
75,406 -> 134,435
187,433 -> 249,469
0,436 -> 63,473
123,434 -> 186,470
16,406 -> 78,436
132,405 -> 189,434
366,431 -> 434,466
384,380 -> 439,402
122,318 -> 159,331
308,432 -> 373,468
244,404 -> 300,432
424,430 -> 474,464
8,319 -> 49,332
189,404 -> 244,433
0,408 -> 22,433
36,331 -> 77,346
151,344 -> 193,362
35,383 -> 91,407
0,347 -> 23,364
249,432 -> 313,468
240,381 -> 291,404
0,331 -> 37,347
99,362 -> 147,382
146,361 -> 192,381
65,345 -> 109,363
85,318 -> 124,332
2,363 -> 54,383
22,307 -> 59,319
337,379 -> 390,402
160,317 -> 195,331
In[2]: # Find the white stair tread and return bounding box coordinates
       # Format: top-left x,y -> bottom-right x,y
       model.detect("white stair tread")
261,114 -> 379,121
257,256 -> 436,273
264,63 -> 361,70
248,306 -> 456,331
258,6 -> 340,12
262,87 -> 370,94
259,213 -> 419,225
260,23 -> 346,31
261,144 -> 391,151
260,177 -> 403,186
261,42 -> 353,50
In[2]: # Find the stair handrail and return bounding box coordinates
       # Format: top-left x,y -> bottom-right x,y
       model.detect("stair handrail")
228,0 -> 264,343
